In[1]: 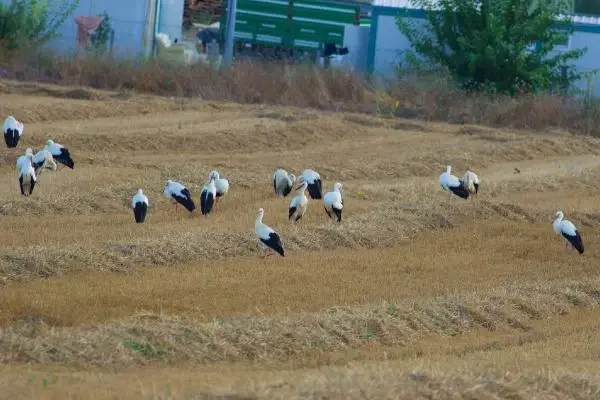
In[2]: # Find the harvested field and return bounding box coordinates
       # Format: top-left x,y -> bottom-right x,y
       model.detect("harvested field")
1,79 -> 600,399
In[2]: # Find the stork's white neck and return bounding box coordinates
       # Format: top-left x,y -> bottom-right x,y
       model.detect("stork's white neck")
555,213 -> 564,222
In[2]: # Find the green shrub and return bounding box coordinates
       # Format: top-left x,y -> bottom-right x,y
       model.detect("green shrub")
0,0 -> 79,55
90,11 -> 111,55
397,0 -> 588,95
574,0 -> 600,15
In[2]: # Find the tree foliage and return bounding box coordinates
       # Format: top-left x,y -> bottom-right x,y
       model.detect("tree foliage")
90,11 -> 112,54
574,0 -> 600,16
0,0 -> 80,53
396,0 -> 588,94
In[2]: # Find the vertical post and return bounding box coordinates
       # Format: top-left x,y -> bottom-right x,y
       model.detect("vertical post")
144,0 -> 158,59
153,0 -> 162,58
223,0 -> 238,68
109,29 -> 115,58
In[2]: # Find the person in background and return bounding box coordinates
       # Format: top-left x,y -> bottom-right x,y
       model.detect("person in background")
196,27 -> 219,54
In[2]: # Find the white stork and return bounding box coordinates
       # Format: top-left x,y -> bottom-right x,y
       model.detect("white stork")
553,210 -> 584,254
439,165 -> 469,200
273,168 -> 296,197
32,148 -> 57,176
16,148 -> 33,171
300,169 -> 323,199
323,182 -> 343,222
132,189 -> 149,223
45,139 -> 74,169
462,170 -> 480,195
289,179 -> 309,223
3,115 -> 24,148
163,180 -> 195,213
200,175 -> 216,216
18,158 -> 36,196
255,208 -> 285,258
208,170 -> 229,208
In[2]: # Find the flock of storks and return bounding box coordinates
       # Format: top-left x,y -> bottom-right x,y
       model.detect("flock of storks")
439,165 -> 584,254
4,114 -> 583,259
3,115 -> 344,259
155,167 -> 342,259
5,115 -> 75,197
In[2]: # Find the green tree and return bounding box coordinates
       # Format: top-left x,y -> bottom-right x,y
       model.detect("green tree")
0,0 -> 80,53
574,0 -> 600,16
90,11 -> 112,55
396,0 -> 587,94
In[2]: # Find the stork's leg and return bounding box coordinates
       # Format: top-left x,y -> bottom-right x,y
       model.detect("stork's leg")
258,243 -> 267,258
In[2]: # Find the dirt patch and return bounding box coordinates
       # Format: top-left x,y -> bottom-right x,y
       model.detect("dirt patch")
391,121 -> 430,132
343,114 -> 386,128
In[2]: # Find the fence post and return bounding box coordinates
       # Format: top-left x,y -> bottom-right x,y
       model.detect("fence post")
109,29 -> 115,58
223,0 -> 238,68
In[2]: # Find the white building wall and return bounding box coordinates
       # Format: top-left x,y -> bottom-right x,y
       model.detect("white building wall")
0,0 -> 184,58
158,0 -> 185,44
49,0 -> 151,57
372,14 -> 427,78
342,25 -> 370,75
550,31 -> 600,96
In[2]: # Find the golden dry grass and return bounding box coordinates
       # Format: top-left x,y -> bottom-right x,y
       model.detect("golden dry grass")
2,79 -> 600,398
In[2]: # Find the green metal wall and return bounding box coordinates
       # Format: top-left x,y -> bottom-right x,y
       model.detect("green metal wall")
219,0 -> 360,51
